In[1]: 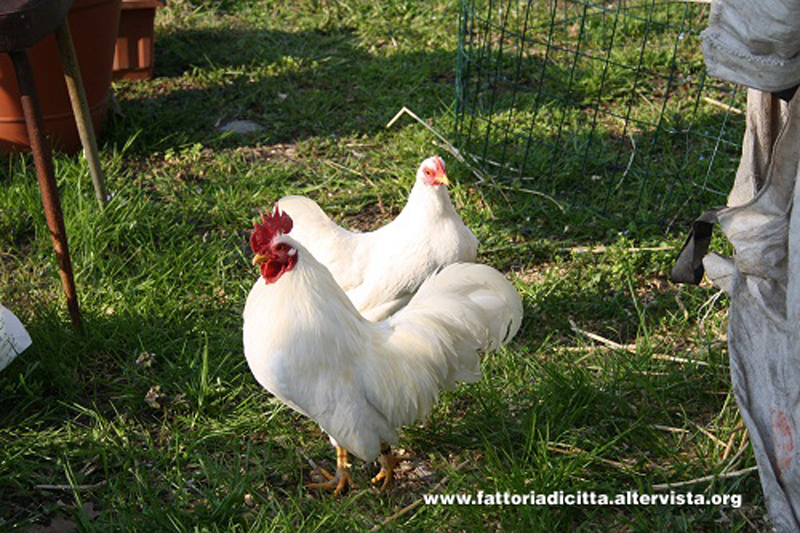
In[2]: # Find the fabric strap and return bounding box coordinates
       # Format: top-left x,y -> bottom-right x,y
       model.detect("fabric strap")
670,208 -> 721,285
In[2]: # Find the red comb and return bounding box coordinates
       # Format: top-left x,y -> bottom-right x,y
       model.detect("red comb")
251,205 -> 293,253
433,156 -> 445,174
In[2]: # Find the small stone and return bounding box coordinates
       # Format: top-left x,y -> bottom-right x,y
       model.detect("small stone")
144,385 -> 162,409
135,351 -> 155,368
218,120 -> 264,135
244,493 -> 255,507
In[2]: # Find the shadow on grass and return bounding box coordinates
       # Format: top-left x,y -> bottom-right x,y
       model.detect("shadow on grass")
106,26 -> 459,151
0,247 -> 754,530
104,24 -> 741,238
0,307 -> 234,422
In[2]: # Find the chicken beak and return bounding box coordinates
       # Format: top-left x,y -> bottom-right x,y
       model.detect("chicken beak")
436,173 -> 451,186
252,253 -> 268,266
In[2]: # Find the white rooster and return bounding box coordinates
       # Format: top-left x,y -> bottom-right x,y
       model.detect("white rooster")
242,207 -> 523,496
277,156 -> 478,320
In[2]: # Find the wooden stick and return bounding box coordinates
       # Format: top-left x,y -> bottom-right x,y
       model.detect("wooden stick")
54,22 -> 108,209
9,49 -> 82,331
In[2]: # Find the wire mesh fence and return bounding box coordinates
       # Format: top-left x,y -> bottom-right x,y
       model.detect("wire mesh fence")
455,0 -> 745,230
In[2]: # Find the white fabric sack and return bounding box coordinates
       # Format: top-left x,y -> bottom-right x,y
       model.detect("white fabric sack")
703,90 -> 800,532
0,304 -> 31,372
702,0 -> 800,93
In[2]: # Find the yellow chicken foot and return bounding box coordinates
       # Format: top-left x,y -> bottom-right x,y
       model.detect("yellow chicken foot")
308,446 -> 352,497
371,443 -> 403,492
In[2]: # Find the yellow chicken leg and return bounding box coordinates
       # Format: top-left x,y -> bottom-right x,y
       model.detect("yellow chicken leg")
308,446 -> 352,497
371,443 -> 403,492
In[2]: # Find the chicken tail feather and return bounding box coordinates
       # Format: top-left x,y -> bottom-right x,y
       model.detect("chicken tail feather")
387,263 -> 523,389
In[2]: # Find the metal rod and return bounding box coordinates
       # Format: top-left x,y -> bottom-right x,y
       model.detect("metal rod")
54,22 -> 108,209
9,49 -> 82,330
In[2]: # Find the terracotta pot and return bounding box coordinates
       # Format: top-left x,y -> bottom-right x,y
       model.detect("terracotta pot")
0,0 -> 122,154
113,0 -> 164,81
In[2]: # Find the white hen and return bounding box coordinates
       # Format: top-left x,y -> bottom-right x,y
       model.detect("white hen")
242,208 -> 522,495
277,156 -> 478,320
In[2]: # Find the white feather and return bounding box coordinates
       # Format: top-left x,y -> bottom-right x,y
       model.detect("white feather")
242,238 -> 523,461
277,157 -> 479,321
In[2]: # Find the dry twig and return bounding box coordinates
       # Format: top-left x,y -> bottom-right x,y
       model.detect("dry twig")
34,480 -> 107,491
547,442 -> 640,474
722,430 -> 751,474
321,159 -> 365,177
690,421 -> 728,449
650,424 -> 690,434
564,245 -> 675,254
569,320 -> 710,367
652,466 -> 758,490
703,96 -> 743,115
722,419 -> 746,462
386,107 -> 473,171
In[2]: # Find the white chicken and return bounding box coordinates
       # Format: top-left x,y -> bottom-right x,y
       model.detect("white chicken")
242,207 -> 523,496
277,156 -> 479,320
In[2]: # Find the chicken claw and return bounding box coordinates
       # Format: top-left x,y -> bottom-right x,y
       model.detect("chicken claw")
371,443 -> 404,492
308,446 -> 352,497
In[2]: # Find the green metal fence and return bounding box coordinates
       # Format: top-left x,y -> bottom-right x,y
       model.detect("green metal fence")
455,0 -> 745,229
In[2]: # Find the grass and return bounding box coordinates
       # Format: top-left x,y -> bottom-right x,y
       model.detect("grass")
0,0 -> 766,531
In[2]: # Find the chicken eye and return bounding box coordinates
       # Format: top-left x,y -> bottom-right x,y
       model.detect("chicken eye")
424,168 -> 432,176
275,244 -> 286,252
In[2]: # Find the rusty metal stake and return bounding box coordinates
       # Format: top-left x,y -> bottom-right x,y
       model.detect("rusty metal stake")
54,22 -> 108,209
9,48 -> 82,330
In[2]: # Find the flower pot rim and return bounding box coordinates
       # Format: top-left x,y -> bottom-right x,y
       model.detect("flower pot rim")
0,0 -> 121,153
121,0 -> 164,8
74,0 -> 122,10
